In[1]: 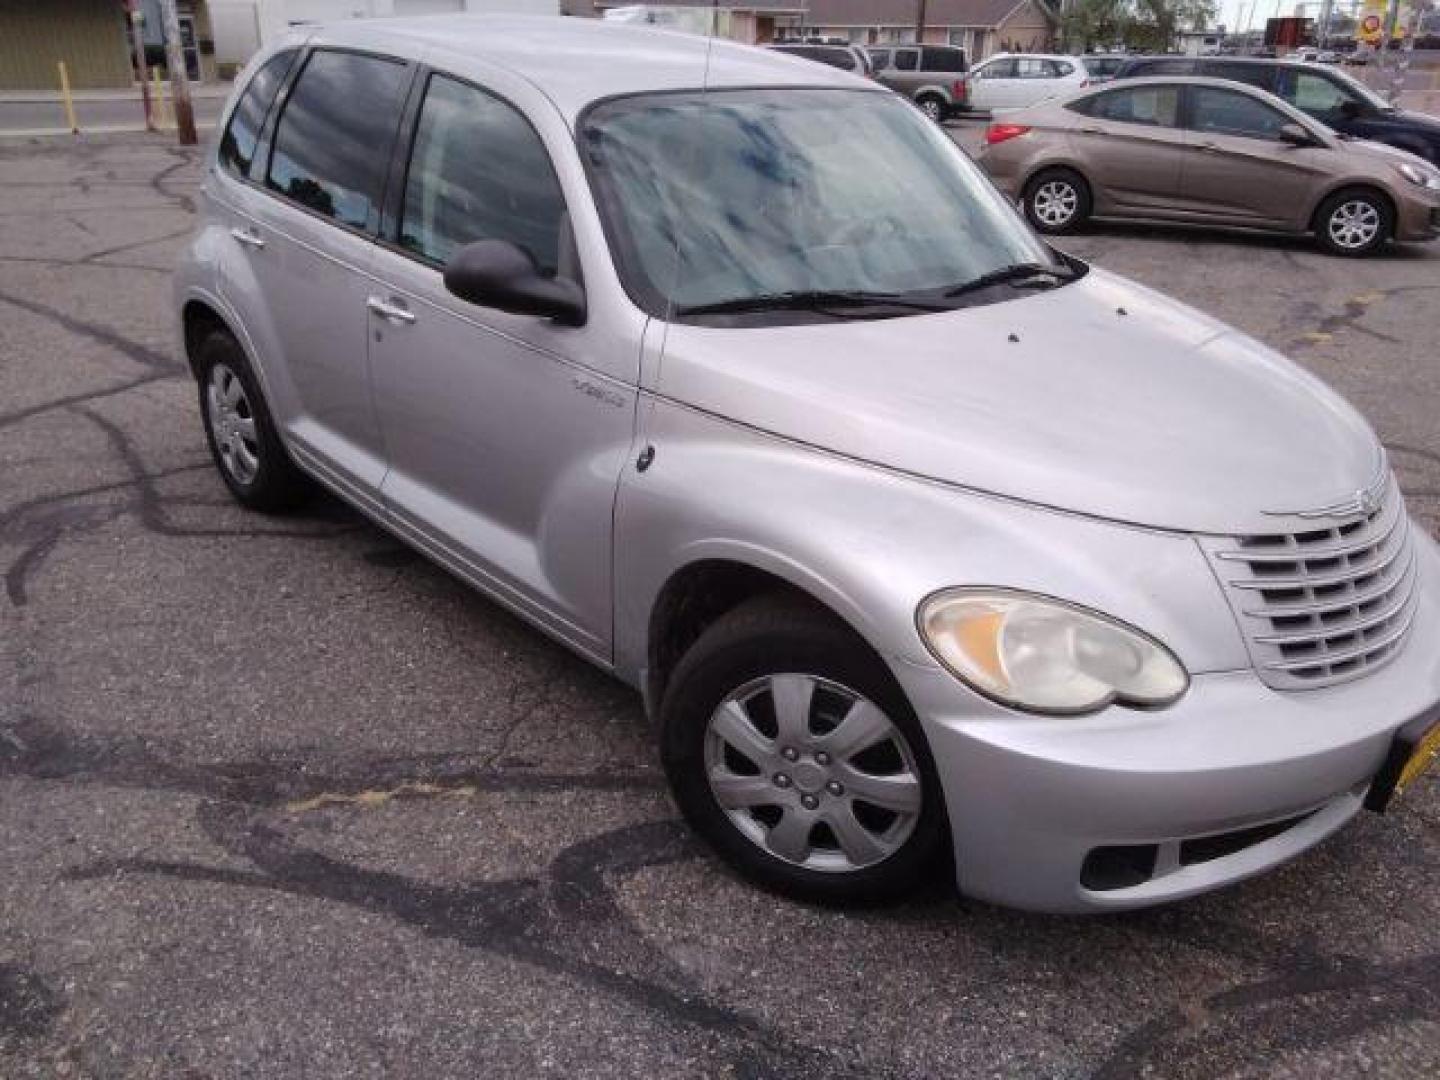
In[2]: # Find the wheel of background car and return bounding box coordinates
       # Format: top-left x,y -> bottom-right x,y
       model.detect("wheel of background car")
659,593 -> 948,905
1023,168 -> 1092,234
1313,187 -> 1392,257
195,329 -> 313,511
917,94 -> 945,123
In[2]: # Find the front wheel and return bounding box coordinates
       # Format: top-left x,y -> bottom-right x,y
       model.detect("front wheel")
1023,168 -> 1092,234
660,595 -> 949,905
1314,188 -> 1391,256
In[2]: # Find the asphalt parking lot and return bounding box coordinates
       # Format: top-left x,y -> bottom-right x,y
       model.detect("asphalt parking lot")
1,130 -> 1437,1079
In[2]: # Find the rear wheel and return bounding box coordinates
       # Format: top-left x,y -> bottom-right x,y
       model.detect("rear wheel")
1023,168 -> 1091,234
916,95 -> 945,123
196,330 -> 312,512
1314,188 -> 1391,257
660,595 -> 948,905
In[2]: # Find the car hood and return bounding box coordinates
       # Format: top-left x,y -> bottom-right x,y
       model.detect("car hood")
1344,134 -> 1435,168
653,269 -> 1383,535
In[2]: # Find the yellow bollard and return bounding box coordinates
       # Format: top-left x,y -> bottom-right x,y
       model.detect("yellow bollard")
57,61 -> 79,134
152,67 -> 168,129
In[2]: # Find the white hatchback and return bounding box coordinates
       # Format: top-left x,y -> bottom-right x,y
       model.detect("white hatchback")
967,53 -> 1089,112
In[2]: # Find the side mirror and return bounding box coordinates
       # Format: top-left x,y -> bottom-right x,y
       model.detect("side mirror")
1278,122 -> 1314,147
1337,99 -> 1364,120
443,240 -> 586,327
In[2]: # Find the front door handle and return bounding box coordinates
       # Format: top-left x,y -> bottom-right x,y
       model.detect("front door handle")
1079,126 -> 1105,135
366,295 -> 417,325
1198,141 -> 1221,153
229,226 -> 265,249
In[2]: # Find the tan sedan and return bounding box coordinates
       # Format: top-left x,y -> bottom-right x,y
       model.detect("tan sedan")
974,76 -> 1440,256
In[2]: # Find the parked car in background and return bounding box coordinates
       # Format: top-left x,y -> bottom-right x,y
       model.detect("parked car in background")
1113,56 -> 1440,163
1079,54 -> 1128,83
966,53 -> 1089,112
1285,48 -> 1340,64
767,41 -> 873,77
865,43 -> 969,120
976,77 -> 1440,255
181,17 -> 1440,915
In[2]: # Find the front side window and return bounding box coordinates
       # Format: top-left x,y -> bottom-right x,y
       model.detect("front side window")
581,89 -> 1063,324
978,59 -> 1015,79
218,49 -> 296,178
1087,86 -> 1180,127
869,49 -> 892,70
400,75 -> 567,274
1189,86 -> 1289,141
922,47 -> 965,73
1134,59 -> 1194,77
1276,69 -> 1375,116
265,50 -> 408,232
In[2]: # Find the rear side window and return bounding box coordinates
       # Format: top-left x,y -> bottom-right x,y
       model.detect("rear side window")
399,74 -> 567,275
1200,61 -> 1275,91
218,49 -> 296,178
978,59 -> 1016,79
1015,58 -> 1056,79
266,50 -> 409,232
893,49 -> 918,72
922,47 -> 965,73
1128,59 -> 1194,77
1085,85 -> 1180,127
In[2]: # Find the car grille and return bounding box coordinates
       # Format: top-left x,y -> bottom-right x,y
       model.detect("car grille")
1199,474 -> 1418,690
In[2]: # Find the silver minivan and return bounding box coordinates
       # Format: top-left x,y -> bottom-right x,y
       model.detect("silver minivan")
176,16 -> 1440,914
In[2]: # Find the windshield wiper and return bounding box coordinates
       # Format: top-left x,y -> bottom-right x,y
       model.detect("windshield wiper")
942,262 -> 1074,299
673,289 -> 949,317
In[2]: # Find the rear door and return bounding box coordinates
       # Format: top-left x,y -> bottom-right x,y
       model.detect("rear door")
1068,84 -> 1188,213
1177,85 -> 1329,227
217,46 -> 412,504
1010,58 -> 1069,110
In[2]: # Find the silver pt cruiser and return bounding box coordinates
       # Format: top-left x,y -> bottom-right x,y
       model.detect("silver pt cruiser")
174,16 -> 1440,913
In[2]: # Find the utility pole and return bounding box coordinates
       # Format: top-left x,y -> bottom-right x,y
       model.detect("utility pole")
124,0 -> 155,131
158,0 -> 197,145
915,0 -> 928,46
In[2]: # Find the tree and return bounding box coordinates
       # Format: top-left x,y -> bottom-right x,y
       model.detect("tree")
1061,0 -> 1218,53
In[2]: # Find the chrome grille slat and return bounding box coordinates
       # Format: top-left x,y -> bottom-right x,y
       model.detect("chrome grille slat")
1200,474 -> 1418,691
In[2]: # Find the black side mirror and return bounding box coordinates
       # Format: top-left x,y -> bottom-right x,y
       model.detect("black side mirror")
1278,122 -> 1314,147
1337,99 -> 1364,120
443,240 -> 586,327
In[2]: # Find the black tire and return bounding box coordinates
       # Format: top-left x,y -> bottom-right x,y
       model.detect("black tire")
1022,167 -> 1092,234
195,329 -> 312,512
1313,187 -> 1392,257
660,594 -> 949,905
916,95 -> 946,123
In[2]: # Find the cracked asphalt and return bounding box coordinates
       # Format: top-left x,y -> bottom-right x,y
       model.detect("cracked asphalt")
1,131 -> 1438,1079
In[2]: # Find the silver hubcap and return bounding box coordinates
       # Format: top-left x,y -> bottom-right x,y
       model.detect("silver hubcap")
206,363 -> 260,485
1032,180 -> 1078,226
1328,199 -> 1381,249
704,673 -> 923,873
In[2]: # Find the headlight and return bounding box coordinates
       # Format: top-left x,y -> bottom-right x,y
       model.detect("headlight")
917,588 -> 1189,715
1395,161 -> 1440,191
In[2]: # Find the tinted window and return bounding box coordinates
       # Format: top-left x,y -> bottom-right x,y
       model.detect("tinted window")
773,46 -> 857,71
400,75 -> 567,275
978,58 -> 1015,79
1189,86 -> 1289,140
1129,58 -> 1194,77
922,46 -> 965,73
1277,70 -> 1360,115
266,50 -> 408,232
218,49 -> 296,178
1047,60 -> 1076,77
1086,85 -> 1180,126
869,49 -> 891,70
894,49 -> 918,72
1200,61 -> 1275,90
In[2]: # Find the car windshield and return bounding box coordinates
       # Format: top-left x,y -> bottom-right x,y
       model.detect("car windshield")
580,88 -> 1065,324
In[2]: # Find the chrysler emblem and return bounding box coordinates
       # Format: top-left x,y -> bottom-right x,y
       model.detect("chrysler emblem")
1356,487 -> 1379,515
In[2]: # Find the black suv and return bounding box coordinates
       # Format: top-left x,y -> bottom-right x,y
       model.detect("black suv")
1113,56 -> 1440,163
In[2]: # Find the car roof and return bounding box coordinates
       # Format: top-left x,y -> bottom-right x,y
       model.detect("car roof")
300,15 -> 864,124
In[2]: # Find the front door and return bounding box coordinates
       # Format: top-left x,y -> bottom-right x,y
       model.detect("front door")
1178,85 -> 1328,228
1070,83 -> 1188,213
367,71 -> 637,659
969,57 -> 1017,110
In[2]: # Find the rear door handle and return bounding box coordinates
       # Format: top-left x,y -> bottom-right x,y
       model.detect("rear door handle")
1198,141 -> 1221,153
366,295 -> 417,324
229,226 -> 265,250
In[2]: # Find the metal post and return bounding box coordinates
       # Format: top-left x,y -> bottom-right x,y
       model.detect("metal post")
915,0 -> 928,45
126,0 -> 155,131
152,68 -> 169,129
158,0 -> 197,145
57,62 -> 79,134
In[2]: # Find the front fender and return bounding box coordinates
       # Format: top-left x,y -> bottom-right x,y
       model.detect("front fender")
613,398 -> 1249,686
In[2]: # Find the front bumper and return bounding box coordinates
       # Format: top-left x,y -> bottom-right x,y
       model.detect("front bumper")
1393,186 -> 1440,241
893,526 -> 1440,914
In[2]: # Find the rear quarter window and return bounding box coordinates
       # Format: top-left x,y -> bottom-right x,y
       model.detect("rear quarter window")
218,49 -> 297,179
